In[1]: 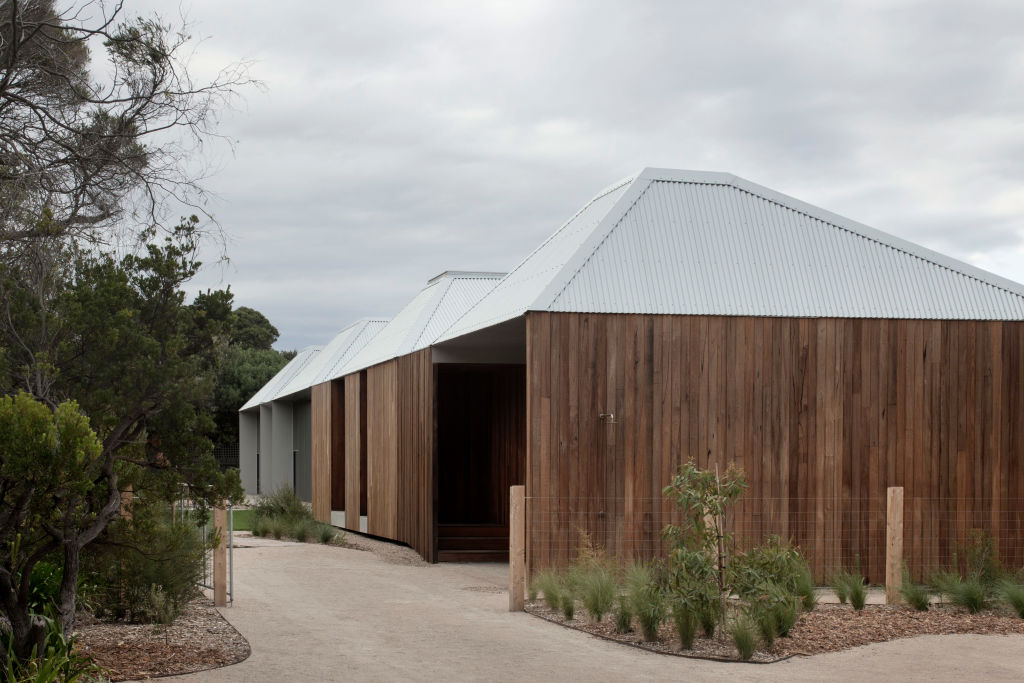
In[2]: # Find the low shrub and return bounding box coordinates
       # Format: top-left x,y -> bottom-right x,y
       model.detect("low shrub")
672,602 -> 697,650
733,536 -> 815,609
251,517 -> 268,537
579,566 -> 616,622
85,517 -> 206,624
730,617 -> 757,661
998,580 -> 1024,618
269,519 -> 284,540
754,606 -> 777,648
293,519 -> 313,542
1,612 -> 106,682
614,595 -> 633,633
794,567 -> 818,611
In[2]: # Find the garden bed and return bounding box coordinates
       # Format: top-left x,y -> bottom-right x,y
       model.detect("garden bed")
77,597 -> 249,680
525,600 -> 1024,662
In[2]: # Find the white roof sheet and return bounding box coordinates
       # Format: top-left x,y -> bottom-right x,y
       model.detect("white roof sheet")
276,318 -> 389,399
339,271 -> 503,375
239,345 -> 322,411
440,168 -> 1024,338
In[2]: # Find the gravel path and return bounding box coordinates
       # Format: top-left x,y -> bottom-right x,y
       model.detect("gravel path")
158,534 -> 1024,682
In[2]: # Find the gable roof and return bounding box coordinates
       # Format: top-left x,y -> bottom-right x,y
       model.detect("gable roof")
439,168 -> 1024,341
276,318 -> 390,400
239,345 -> 322,412
339,271 -> 504,375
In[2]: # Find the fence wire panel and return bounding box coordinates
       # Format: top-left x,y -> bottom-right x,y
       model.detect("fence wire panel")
525,496 -> 1024,584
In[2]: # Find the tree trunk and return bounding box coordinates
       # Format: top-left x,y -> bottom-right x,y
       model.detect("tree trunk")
57,541 -> 80,637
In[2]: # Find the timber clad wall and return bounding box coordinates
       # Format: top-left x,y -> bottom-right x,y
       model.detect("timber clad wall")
364,350 -> 435,560
526,312 -> 1024,582
310,382 -> 333,522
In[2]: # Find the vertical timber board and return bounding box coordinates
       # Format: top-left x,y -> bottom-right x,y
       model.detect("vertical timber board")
523,313 -> 1024,583
366,361 -> 398,539
344,374 -> 362,531
310,382 -> 332,523
396,349 -> 434,561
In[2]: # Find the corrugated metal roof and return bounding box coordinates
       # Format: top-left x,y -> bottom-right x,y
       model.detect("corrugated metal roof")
239,345 -> 322,412
275,318 -> 390,399
439,168 -> 1024,337
437,176 -> 635,341
339,271 -> 504,375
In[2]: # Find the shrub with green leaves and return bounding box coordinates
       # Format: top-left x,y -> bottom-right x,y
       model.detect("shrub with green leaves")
1,612 -> 106,682
318,523 -> 338,544
732,536 -> 814,604
730,617 -> 757,661
85,516 -> 206,624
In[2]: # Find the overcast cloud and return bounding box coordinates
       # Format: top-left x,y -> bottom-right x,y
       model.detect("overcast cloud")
127,0 -> 1024,349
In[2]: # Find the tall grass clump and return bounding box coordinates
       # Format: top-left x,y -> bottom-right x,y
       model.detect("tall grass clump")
535,569 -> 563,610
998,580 -> 1024,618
847,573 -> 867,610
730,617 -> 757,661
900,569 -> 931,611
829,570 -> 852,604
318,523 -> 338,544
560,593 -> 576,620
672,602 -> 698,650
579,565 -> 616,622
947,577 -> 988,613
614,595 -> 633,633
626,561 -> 665,642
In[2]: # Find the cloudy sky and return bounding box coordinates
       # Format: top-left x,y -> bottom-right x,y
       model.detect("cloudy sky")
130,0 -> 1024,350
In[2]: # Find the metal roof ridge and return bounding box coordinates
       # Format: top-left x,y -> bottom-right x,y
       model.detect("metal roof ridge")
533,170 -> 656,312
715,174 -> 1024,301
426,270 -> 507,284
403,277 -> 455,354
436,173 -> 638,342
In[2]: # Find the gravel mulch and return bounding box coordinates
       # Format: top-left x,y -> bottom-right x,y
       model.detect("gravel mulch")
77,598 -> 249,681
526,600 -> 1024,663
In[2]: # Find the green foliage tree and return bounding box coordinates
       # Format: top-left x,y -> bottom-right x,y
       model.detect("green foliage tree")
0,218 -> 242,649
0,393 -> 103,664
212,345 -> 288,444
229,306 -> 280,350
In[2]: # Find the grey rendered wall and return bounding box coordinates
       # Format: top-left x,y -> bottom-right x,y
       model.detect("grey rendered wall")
270,401 -> 294,492
258,404 -> 273,494
292,400 -> 312,502
239,410 -> 259,494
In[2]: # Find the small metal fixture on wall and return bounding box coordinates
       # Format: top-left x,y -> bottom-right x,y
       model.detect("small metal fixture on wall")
599,412 -> 622,424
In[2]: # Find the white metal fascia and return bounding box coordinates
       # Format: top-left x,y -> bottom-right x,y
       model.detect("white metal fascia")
239,345 -> 322,411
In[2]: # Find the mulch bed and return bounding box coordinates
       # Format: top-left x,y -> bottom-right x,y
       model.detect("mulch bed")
526,600 -> 1024,662
77,598 -> 250,681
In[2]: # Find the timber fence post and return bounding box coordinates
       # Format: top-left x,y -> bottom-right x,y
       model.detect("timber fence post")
214,504 -> 228,607
886,486 -> 904,605
509,485 -> 525,611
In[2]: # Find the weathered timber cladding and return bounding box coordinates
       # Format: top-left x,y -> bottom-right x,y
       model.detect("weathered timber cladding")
437,364 -> 526,526
364,350 -> 435,560
343,374 -> 364,531
310,382 -> 332,522
526,312 -> 1024,582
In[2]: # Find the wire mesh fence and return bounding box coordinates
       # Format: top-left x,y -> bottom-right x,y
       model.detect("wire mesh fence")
526,495 -> 1024,583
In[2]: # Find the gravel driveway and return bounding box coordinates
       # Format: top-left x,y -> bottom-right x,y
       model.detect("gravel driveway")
163,534 -> 1024,682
